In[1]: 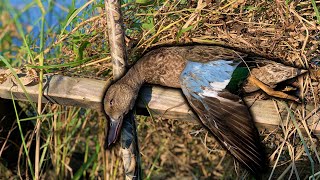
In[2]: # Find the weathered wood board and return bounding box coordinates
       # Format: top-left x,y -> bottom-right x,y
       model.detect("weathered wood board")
137,85 -> 320,136
0,69 -> 319,136
0,74 -> 106,110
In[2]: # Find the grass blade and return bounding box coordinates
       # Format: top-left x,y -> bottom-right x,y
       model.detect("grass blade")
311,0 -> 320,24
10,93 -> 35,179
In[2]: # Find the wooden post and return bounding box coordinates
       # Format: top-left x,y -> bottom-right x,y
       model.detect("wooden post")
105,0 -> 141,179
105,0 -> 127,78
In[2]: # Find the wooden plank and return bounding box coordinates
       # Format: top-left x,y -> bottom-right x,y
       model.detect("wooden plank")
0,69 -> 319,135
138,85 -> 320,135
0,73 -> 106,110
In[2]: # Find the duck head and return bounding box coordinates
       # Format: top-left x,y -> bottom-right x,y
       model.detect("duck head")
103,82 -> 137,148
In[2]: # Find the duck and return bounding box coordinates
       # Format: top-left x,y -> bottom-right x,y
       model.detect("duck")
103,45 -> 305,175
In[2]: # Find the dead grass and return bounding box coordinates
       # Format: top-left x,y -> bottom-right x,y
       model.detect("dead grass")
100,0 -> 320,179
1,0 -> 320,179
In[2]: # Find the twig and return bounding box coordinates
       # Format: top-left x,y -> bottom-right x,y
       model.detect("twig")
105,0 -> 141,179
248,75 -> 300,102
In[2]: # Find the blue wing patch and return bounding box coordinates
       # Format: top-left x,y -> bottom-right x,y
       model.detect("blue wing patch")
179,59 -> 266,174
180,60 -> 240,103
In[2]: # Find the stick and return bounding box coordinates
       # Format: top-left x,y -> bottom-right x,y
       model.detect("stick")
105,0 -> 141,179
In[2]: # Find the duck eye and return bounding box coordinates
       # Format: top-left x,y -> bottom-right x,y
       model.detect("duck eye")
109,99 -> 114,106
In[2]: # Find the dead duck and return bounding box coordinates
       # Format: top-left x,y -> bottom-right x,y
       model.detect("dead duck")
103,45 -> 305,175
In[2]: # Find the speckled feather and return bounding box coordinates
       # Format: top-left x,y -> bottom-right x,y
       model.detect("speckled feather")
134,46 -> 246,88
104,45 -> 302,175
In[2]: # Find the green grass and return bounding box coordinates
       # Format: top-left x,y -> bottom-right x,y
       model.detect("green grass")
1,0 -> 320,179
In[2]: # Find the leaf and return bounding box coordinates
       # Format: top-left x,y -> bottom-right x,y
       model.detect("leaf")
78,41 -> 90,60
141,15 -> 155,33
59,1 -> 94,38
177,26 -> 193,39
136,0 -> 152,4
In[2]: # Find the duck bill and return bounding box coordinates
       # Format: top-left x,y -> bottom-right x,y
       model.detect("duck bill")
105,117 -> 123,149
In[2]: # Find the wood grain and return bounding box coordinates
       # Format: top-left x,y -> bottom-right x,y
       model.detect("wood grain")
0,69 -> 319,136
105,0 -> 141,178
0,73 -> 105,110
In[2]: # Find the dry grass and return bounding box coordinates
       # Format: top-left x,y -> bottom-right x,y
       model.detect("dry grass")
1,0 -> 320,179
94,1 -> 320,179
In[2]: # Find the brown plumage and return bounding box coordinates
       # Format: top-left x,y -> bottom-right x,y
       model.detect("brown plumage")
103,45 -> 305,176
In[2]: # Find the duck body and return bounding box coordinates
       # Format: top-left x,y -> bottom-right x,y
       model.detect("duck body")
133,46 -> 247,88
104,45 -> 302,175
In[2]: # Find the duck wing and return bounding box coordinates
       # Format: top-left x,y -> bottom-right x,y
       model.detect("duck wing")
180,60 -> 266,174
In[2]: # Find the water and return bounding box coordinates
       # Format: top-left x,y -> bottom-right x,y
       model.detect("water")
3,0 -> 89,52
8,0 -> 87,33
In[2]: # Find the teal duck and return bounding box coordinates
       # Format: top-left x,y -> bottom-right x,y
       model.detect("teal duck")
103,45 -> 305,175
